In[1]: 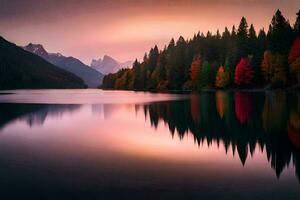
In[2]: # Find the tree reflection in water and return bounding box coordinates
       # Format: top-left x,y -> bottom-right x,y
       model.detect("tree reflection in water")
143,91 -> 300,181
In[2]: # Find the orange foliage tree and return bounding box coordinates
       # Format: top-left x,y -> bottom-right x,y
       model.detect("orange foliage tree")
190,55 -> 202,89
234,58 -> 254,86
215,66 -> 230,88
261,51 -> 273,82
261,51 -> 287,86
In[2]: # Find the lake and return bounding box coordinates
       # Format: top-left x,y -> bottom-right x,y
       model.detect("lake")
0,89 -> 299,199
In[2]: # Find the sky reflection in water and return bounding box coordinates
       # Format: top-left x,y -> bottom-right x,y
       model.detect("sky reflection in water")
0,90 -> 299,199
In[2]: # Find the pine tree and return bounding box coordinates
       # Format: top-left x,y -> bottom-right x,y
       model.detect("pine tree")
199,61 -> 211,88
258,29 -> 267,49
168,38 -> 175,49
222,27 -> 231,39
216,29 -> 221,39
268,9 -> 293,53
132,59 -> 141,89
167,36 -> 186,89
148,45 -> 159,72
231,25 -> 237,38
237,17 -> 249,58
248,24 -> 257,54
248,24 -> 261,84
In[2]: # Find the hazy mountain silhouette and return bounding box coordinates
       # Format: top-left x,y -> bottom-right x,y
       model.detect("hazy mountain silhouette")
91,55 -> 133,75
0,36 -> 86,89
24,43 -> 103,88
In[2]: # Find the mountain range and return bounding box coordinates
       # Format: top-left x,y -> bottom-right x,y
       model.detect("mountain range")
0,36 -> 85,89
91,55 -> 133,75
23,43 -> 103,88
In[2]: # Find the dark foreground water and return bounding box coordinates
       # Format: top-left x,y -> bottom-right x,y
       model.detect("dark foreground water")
0,89 -> 299,200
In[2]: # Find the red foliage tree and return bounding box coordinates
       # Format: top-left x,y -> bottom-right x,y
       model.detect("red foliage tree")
288,37 -> 300,83
234,58 -> 254,86
289,37 -> 300,63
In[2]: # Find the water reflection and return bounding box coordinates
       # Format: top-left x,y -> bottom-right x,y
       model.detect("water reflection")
0,104 -> 81,129
0,91 -> 299,199
143,91 -> 300,180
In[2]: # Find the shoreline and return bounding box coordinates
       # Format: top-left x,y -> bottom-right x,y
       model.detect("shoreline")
0,85 -> 299,95
100,84 -> 300,93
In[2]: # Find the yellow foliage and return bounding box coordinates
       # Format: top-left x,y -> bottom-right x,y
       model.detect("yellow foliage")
215,66 -> 230,88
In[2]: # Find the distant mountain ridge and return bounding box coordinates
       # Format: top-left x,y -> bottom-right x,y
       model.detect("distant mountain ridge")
24,43 -> 103,88
91,55 -> 133,75
0,36 -> 85,89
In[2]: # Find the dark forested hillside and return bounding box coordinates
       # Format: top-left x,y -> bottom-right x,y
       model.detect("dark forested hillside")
23,43 -> 103,88
0,36 -> 86,89
101,9 -> 300,91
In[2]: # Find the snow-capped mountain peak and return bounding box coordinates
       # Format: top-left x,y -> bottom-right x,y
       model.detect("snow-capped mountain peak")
24,43 -> 48,57
90,55 -> 133,75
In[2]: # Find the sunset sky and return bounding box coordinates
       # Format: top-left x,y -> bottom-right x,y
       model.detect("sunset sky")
0,0 -> 299,64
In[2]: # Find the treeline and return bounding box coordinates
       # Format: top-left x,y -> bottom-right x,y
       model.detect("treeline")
101,9 -> 300,90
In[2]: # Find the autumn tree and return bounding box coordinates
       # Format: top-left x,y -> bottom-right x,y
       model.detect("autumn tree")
261,51 -> 273,83
270,53 -> 287,86
190,55 -> 202,89
215,66 -> 230,88
261,51 -> 287,86
234,58 -> 254,86
288,37 -> 300,83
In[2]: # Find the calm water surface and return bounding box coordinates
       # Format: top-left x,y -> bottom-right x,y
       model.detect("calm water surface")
0,89 -> 299,199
